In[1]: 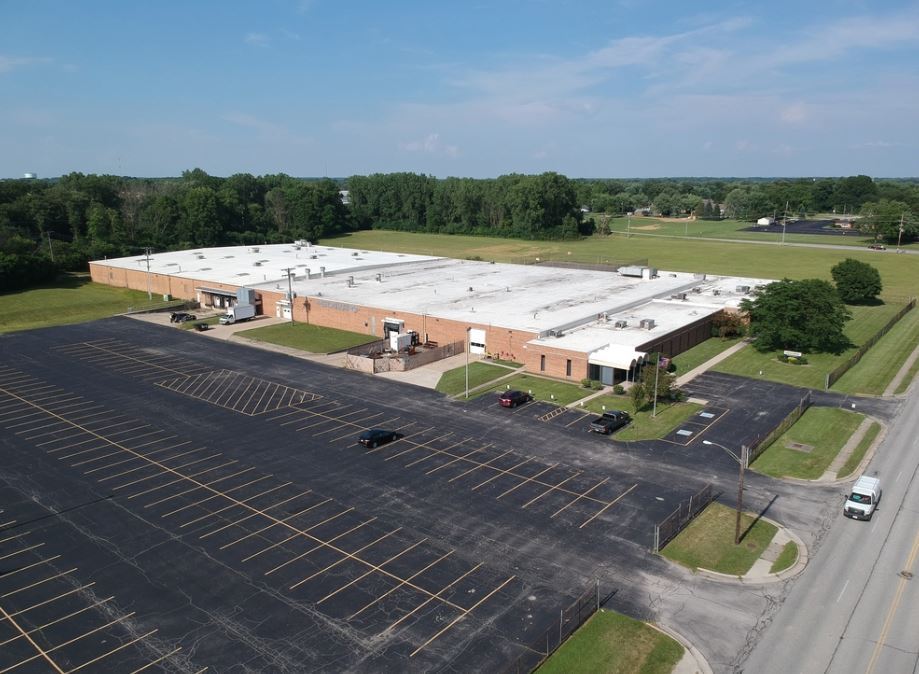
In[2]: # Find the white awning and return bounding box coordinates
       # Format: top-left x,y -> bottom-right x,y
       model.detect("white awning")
589,344 -> 647,370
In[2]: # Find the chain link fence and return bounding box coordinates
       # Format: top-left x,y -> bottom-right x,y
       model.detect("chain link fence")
652,483 -> 714,553
747,390 -> 812,464
500,581 -> 602,674
825,298 -> 916,390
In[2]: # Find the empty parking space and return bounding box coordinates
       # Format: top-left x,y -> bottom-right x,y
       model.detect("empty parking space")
660,406 -> 730,445
156,369 -> 321,415
52,338 -> 214,383
0,524 -> 192,673
0,368 -> 519,661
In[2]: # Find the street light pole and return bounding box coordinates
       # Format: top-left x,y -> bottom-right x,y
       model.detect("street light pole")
702,439 -> 749,545
652,353 -> 660,418
465,327 -> 471,398
282,267 -> 295,324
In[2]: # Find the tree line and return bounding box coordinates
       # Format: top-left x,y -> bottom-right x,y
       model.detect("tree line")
1,170 -> 916,291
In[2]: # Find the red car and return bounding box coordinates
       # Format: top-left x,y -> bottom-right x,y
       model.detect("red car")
499,390 -> 532,408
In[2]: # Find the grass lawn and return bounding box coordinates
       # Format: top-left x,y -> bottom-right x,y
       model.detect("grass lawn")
837,421 -> 881,479
662,502 -> 777,575
0,275 -> 152,334
834,305 -> 919,395
538,609 -> 684,674
670,337 -> 744,376
436,362 -> 510,396
714,303 -> 907,390
236,322 -> 374,353
770,542 -> 799,574
322,230 -> 919,300
578,395 -> 702,441
751,407 -> 864,480
477,374 -> 588,405
488,357 -> 523,368
897,354 -> 919,395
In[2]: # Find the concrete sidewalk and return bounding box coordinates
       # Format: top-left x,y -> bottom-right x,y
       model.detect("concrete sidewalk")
675,340 -> 749,387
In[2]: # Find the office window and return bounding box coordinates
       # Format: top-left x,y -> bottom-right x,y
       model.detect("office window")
566,359 -> 572,377
540,355 -> 546,371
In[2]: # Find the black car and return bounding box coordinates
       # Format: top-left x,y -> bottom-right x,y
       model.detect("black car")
175,313 -> 197,323
358,429 -> 400,449
588,410 -> 631,434
499,390 -> 532,408
170,312 -> 191,323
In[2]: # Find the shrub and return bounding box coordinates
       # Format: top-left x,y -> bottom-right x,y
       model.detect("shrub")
613,384 -> 625,395
580,378 -> 592,388
591,380 -> 603,390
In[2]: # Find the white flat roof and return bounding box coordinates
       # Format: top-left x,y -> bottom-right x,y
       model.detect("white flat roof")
93,243 -> 441,286
93,244 -> 774,340
259,257 -> 714,333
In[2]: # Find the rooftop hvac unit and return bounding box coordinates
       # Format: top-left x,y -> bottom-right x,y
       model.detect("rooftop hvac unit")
351,251 -> 359,256
347,276 -> 354,287
671,293 -> 687,301
736,285 -> 751,293
196,254 -> 205,260
253,261 -> 262,267
320,266 -> 326,277
713,289 -> 721,296
251,247 -> 259,253
639,318 -> 656,330
376,274 -> 383,283
310,254 -> 318,259
619,265 -> 646,278
548,329 -> 564,338
692,287 -> 702,293
614,320 -> 628,328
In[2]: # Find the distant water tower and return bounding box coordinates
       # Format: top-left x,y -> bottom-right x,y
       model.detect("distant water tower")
23,172 -> 37,179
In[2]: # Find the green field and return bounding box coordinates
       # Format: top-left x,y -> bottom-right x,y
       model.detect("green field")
538,610 -> 684,674
235,322 -> 374,353
833,306 -> 919,395
477,374 -> 587,405
435,362 -> 510,396
322,230 -> 919,301
714,303 -> 909,391
670,337 -> 744,376
598,214 -> 913,249
0,275 -> 152,334
751,407 -> 864,480
662,502 -> 777,575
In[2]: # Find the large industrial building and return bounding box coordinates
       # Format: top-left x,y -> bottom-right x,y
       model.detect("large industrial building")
90,242 -> 770,384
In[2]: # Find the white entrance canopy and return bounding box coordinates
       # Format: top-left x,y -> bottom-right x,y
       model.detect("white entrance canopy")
589,344 -> 647,370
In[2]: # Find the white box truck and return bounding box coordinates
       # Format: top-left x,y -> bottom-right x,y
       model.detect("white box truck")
843,475 -> 881,521
219,304 -> 256,325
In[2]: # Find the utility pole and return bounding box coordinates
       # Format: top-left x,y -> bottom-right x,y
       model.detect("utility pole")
144,247 -> 152,301
627,212 -> 631,239
465,327 -> 471,398
782,201 -> 788,245
703,440 -> 748,545
897,213 -> 905,252
282,267 -> 295,324
652,352 -> 661,418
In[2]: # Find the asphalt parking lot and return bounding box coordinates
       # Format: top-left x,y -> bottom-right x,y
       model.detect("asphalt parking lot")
1,318 -> 716,673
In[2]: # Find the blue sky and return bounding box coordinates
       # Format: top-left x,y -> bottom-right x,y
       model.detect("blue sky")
2,1 -> 918,178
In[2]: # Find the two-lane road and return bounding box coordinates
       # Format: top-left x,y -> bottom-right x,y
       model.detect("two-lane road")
743,386 -> 919,673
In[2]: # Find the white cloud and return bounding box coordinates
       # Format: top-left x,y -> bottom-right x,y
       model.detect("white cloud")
0,55 -> 52,74
398,133 -> 459,157
244,33 -> 270,47
779,102 -> 810,124
222,112 -> 311,146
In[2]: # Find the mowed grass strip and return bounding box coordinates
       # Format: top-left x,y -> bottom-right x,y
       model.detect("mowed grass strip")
236,322 -> 374,353
837,421 -> 881,479
323,230 -> 919,300
714,303 -> 906,390
670,336 -> 744,375
436,362 -> 510,396
579,396 -> 702,441
0,275 -> 151,334
834,305 -> 919,395
662,502 -> 777,576
538,609 -> 684,674
751,407 -> 864,480
477,374 -> 587,405
770,542 -> 799,574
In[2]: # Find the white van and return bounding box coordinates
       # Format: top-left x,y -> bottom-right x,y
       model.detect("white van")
843,475 -> 881,521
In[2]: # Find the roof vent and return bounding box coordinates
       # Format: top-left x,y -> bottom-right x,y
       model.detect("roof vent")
639,318 -> 656,330
376,274 -> 383,283
671,293 -> 687,301
736,285 -> 751,294
347,276 -> 354,287
692,287 -> 702,293
251,247 -> 259,253
548,329 -> 564,338
254,261 -> 262,267
310,254 -> 318,259
352,251 -> 359,256
713,289 -> 721,296
468,286 -> 473,292
614,320 -> 628,328
196,254 -> 205,260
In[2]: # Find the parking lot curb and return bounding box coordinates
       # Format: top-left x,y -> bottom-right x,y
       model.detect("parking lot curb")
649,622 -> 714,674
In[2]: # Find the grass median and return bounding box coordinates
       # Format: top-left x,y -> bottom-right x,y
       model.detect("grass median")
235,322 -> 374,353
670,336 -> 743,375
751,407 -> 864,480
662,502 -> 777,576
837,421 -> 881,479
579,395 -> 703,441
538,609 -> 684,674
476,374 -> 587,405
436,362 -> 511,396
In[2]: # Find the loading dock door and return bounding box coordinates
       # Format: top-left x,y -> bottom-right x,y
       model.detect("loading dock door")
469,328 -> 486,355
383,318 -> 404,338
